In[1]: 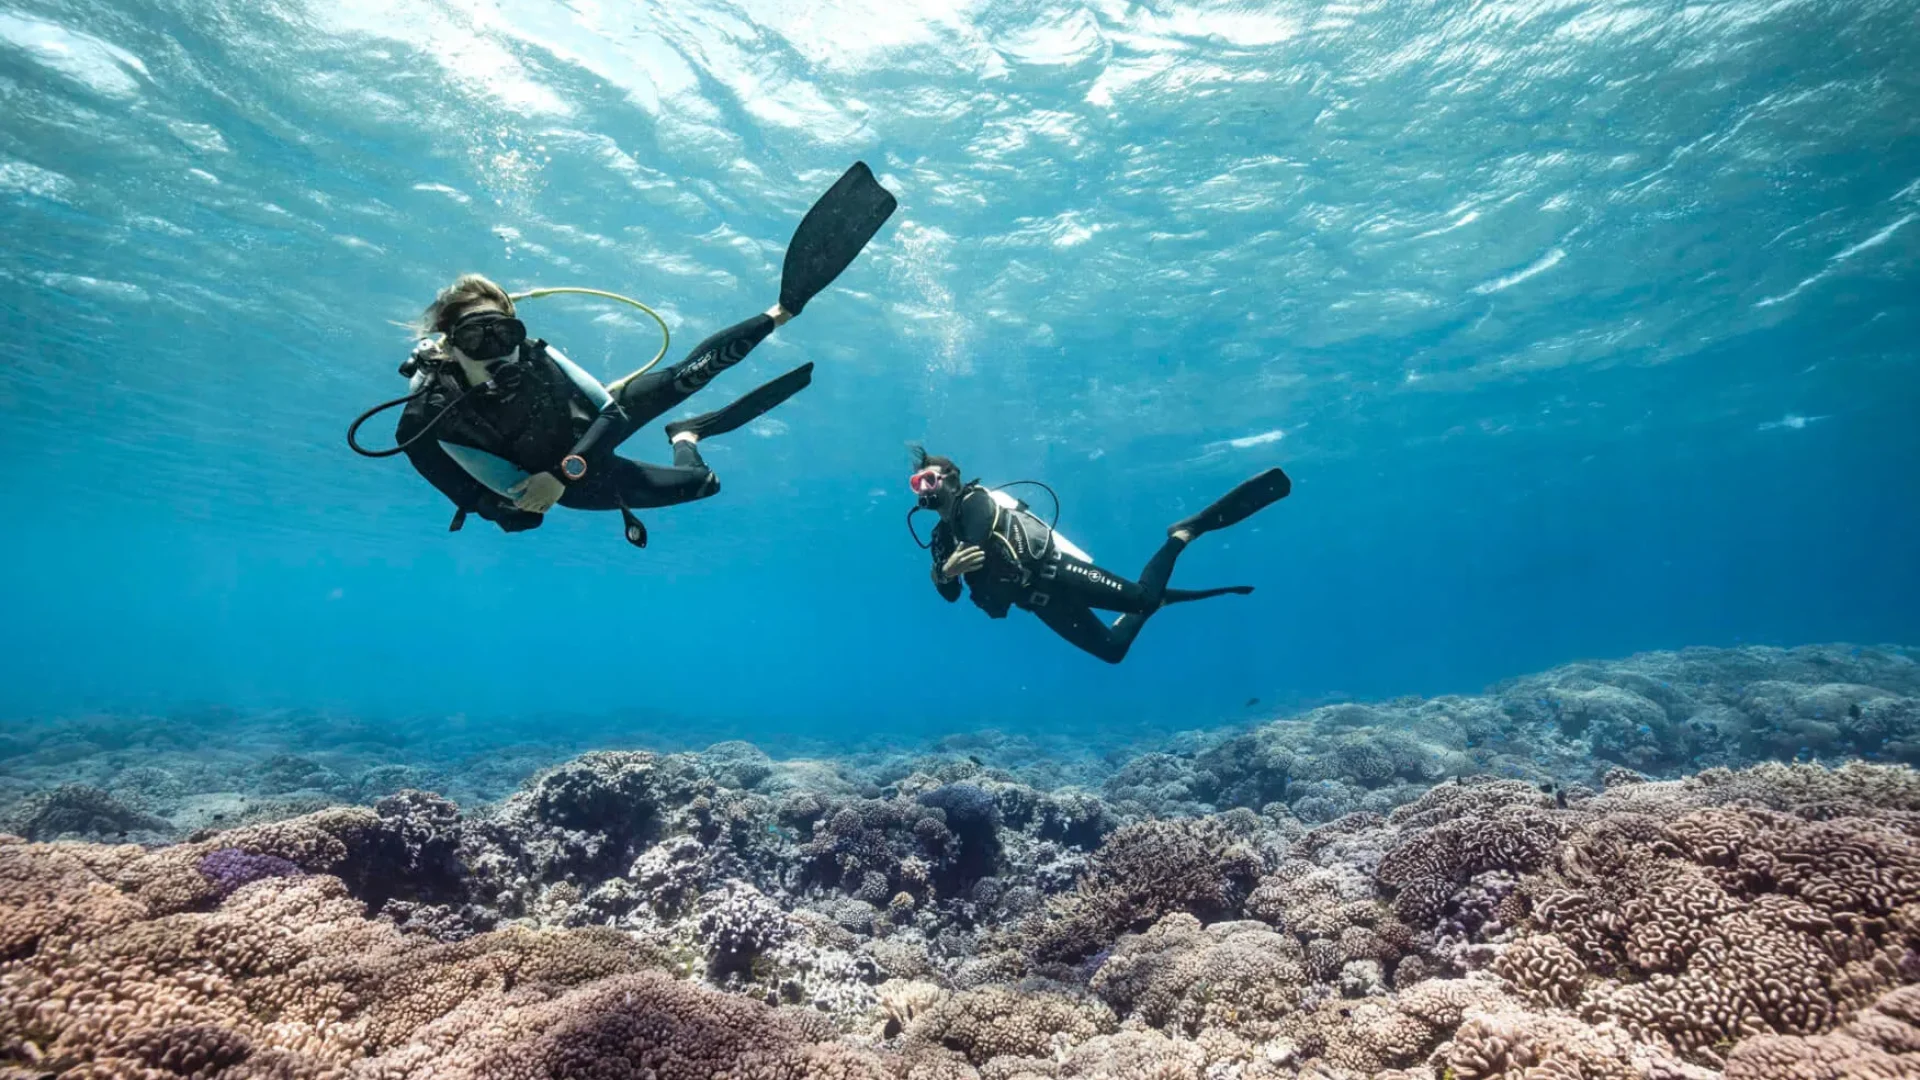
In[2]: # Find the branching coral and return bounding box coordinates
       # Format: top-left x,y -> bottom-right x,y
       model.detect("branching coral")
1012,814 -> 1268,965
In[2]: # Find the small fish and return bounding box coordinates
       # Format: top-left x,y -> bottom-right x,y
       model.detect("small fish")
1244,697 -> 1261,708
1850,703 -> 1863,720
966,755 -> 984,767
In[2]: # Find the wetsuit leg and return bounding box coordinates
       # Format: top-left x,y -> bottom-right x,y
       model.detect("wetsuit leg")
607,314 -> 778,436
1029,539 -> 1247,663
1045,537 -> 1188,614
557,452 -> 719,511
1032,602 -> 1141,665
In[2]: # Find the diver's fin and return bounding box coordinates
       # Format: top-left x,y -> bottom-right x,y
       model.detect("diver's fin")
617,500 -> 648,549
1162,585 -> 1254,605
779,163 -> 897,317
665,363 -> 814,442
1170,467 -> 1291,538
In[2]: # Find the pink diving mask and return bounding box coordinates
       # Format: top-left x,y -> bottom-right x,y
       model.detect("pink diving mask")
909,468 -> 946,496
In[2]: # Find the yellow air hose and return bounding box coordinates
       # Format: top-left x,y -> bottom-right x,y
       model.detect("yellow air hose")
508,287 -> 671,381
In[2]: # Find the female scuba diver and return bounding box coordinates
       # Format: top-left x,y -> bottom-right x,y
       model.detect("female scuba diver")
909,447 -> 1291,663
354,163 -> 897,546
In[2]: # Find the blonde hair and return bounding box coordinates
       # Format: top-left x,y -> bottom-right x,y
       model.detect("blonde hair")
414,274 -> 515,337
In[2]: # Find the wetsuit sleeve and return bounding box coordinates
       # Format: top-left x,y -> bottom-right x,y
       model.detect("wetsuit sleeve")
546,346 -> 628,479
395,393 -> 542,532
929,524 -> 962,602
398,438 -> 542,532
952,489 -> 999,546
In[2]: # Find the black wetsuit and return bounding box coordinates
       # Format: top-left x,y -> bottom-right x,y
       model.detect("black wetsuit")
398,314 -> 776,531
928,485 -> 1229,664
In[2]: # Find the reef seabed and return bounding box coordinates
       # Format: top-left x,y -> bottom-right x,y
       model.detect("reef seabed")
3,643 -> 1919,1079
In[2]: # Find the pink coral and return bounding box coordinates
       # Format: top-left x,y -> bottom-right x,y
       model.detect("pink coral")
0,813 -> 869,1079
1520,806 -> 1920,1062
1090,914 -> 1307,1037
906,986 -> 1115,1066
1725,984 -> 1920,1079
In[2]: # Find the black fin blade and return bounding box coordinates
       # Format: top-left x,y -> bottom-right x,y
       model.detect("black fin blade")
779,162 -> 898,316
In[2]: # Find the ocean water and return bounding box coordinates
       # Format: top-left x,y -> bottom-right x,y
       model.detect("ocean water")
9,4 -> 1920,1075
1,0 -> 1917,747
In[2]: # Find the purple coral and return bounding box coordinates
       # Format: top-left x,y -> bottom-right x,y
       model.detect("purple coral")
196,848 -> 302,899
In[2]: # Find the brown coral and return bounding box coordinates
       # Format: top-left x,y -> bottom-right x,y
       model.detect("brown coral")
1013,814 -> 1267,964
1491,933 -> 1588,1008
1443,1005 -> 1700,1080
1277,994 -> 1445,1075
906,986 -> 1115,1066
1089,914 -> 1306,1038
0,821 -> 827,1080
365,971 -> 892,1080
1377,785 -> 1563,926
1726,983 -> 1920,1079
1520,806 -> 1920,1061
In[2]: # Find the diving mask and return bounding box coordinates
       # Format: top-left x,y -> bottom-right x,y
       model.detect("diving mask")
447,311 -> 527,361
909,468 -> 947,497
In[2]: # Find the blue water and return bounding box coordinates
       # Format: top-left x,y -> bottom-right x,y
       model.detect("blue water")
1,0 -> 1916,745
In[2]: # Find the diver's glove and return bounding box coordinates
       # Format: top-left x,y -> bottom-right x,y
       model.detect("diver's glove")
512,471 -> 567,513
938,544 -> 986,582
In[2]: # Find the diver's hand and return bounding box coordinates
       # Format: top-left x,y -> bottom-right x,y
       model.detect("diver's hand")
939,544 -> 986,582
513,472 -> 566,513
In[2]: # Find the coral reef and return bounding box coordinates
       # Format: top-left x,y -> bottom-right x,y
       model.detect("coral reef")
3,643 -> 1919,1077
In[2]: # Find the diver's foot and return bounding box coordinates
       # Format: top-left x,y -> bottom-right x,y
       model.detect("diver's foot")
1169,467 -> 1291,539
766,302 -> 793,326
667,427 -> 701,445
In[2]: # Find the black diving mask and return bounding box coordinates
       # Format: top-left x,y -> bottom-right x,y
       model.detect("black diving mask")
447,311 -> 527,361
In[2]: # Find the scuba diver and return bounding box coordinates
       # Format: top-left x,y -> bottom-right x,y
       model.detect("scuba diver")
908,448 -> 1291,663
349,163 -> 898,546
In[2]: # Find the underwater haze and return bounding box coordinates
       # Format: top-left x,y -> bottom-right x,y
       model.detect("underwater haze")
2,0 -> 1918,741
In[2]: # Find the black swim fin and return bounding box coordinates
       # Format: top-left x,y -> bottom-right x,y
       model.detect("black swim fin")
779,162 -> 897,317
1162,585 -> 1254,605
1170,467 -> 1291,538
664,363 -> 814,442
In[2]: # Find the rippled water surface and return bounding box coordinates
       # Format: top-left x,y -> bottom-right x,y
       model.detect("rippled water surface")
1,0 -> 1915,734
